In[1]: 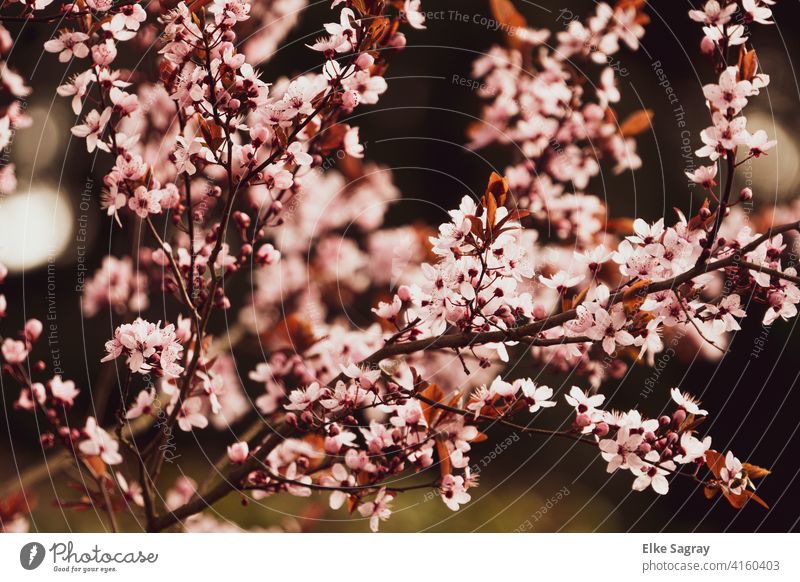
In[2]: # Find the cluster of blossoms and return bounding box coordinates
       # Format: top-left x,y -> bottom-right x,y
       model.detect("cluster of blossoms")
0,0 -> 792,533
374,177 -> 534,362
0,309 -> 127,492
101,318 -> 185,377
469,1 -> 648,244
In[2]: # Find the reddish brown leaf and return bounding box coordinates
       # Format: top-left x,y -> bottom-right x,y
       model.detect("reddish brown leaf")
738,47 -> 758,82
419,383 -> 445,426
83,455 -> 108,480
705,449 -> 726,479
490,0 -> 527,49
435,438 -> 452,478
622,279 -> 651,313
486,171 -> 509,204
619,109 -> 654,137
742,463 -> 771,480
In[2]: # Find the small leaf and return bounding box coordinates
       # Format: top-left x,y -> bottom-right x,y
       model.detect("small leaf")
435,438 -> 452,478
83,455 -> 108,480
571,287 -> 589,309
619,109 -> 654,137
738,47 -> 758,82
486,171 -> 509,204
705,449 -> 725,479
742,463 -> 771,480
366,17 -> 391,47
419,383 -> 445,426
316,123 -> 348,154
605,217 -> 635,235
490,0 -> 527,49
482,191 -> 498,235
198,117 -> 224,152
622,279 -> 651,313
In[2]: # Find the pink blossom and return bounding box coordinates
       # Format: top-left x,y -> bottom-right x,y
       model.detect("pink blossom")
125,389 -> 156,419
44,31 -> 90,63
78,417 -> 123,465
358,487 -> 394,532
71,108 -> 111,153
50,376 -> 80,406
1,338 -> 28,364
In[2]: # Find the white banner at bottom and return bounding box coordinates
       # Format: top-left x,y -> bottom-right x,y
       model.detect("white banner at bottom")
0,533 -> 797,580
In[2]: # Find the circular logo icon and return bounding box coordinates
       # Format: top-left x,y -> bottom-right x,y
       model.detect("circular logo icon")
19,542 -> 46,570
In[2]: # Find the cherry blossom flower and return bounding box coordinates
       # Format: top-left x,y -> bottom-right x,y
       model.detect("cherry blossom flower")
358,487 -> 394,532
101,319 -> 185,377
50,376 -> 79,406
632,457 -> 674,495
177,397 -> 209,432
703,67 -> 753,115
78,417 -> 123,465
688,1 -> 737,26
285,382 -> 324,411
1,338 -> 28,364
440,474 -> 471,511
719,451 -> 747,494
742,0 -> 774,24
670,388 -> 708,416
44,31 -> 90,63
71,108 -> 111,153
747,129 -> 777,157
598,428 -> 645,473
403,0 -> 427,30
516,379 -> 556,413
686,164 -> 718,188
125,389 -> 156,420
320,463 -> 355,510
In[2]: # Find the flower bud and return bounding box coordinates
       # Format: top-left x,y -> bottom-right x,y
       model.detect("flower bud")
233,211 -> 251,229
389,32 -> 407,50
740,187 -> 753,201
227,442 -> 249,464
574,413 -> 592,429
24,319 -> 43,342
700,35 -> 715,55
356,52 -> 374,70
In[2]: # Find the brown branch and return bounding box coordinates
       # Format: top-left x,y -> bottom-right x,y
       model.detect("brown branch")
352,220 -> 800,367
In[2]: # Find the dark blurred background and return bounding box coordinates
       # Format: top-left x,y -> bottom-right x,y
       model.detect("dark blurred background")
2,0 -> 800,532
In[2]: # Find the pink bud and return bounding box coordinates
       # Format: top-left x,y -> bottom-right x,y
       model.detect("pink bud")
397,285 -> 412,302
389,33 -> 407,50
233,211 -> 251,229
25,319 -> 43,342
700,35 -> 715,56
356,52 -> 375,70
740,187 -> 753,201
255,243 -> 281,266
342,90 -> 359,109
574,413 -> 592,429
227,442 -> 249,464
